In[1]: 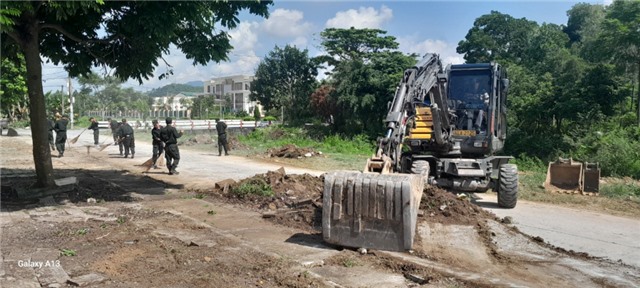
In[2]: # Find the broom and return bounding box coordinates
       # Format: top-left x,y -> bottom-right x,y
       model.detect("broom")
99,137 -> 122,151
69,128 -> 87,144
141,157 -> 154,172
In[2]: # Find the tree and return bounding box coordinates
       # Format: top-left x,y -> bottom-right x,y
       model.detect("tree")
253,105 -> 261,121
250,45 -> 318,124
314,27 -> 416,135
0,1 -> 271,188
0,54 -> 28,121
457,11 -> 537,63
564,3 -> 606,44
599,0 -> 640,124
317,27 -> 398,67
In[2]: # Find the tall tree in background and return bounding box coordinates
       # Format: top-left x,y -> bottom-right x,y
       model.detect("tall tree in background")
599,0 -> 640,124
457,11 -> 537,64
250,45 -> 318,124
0,1 -> 271,188
317,28 -> 416,136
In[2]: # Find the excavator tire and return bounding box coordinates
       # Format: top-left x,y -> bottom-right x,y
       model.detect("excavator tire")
322,171 -> 424,251
497,164 -> 518,208
410,160 -> 430,176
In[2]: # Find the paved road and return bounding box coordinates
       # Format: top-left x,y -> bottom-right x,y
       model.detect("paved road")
19,128 -> 640,268
476,194 -> 640,267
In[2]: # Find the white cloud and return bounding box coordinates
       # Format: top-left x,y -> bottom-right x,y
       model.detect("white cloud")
229,21 -> 259,53
603,0 -> 613,6
261,9 -> 313,38
326,5 -> 393,29
397,36 -> 464,66
290,36 -> 308,48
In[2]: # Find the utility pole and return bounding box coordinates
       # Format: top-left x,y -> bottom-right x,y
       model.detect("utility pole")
60,85 -> 64,114
68,76 -> 74,129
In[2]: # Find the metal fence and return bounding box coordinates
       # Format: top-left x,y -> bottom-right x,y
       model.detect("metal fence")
98,119 -> 273,132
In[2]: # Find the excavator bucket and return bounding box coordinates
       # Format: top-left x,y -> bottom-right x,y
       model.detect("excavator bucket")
582,162 -> 600,193
322,171 -> 424,251
545,158 -> 583,192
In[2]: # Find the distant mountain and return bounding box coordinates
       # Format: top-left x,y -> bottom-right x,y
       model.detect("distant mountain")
148,83 -> 202,97
185,81 -> 204,87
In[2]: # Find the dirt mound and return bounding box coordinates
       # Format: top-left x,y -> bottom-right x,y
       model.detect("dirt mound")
201,169 -> 324,232
419,187 -> 498,226
266,144 -> 321,158
203,171 -> 499,234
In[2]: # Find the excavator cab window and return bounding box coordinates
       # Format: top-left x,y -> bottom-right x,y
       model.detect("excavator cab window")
448,70 -> 492,133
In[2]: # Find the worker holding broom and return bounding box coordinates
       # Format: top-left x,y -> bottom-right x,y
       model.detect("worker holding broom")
160,117 -> 183,175
88,117 -> 100,147
151,119 -> 164,169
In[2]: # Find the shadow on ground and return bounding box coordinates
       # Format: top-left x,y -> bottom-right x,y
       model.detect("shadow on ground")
1,167 -> 182,211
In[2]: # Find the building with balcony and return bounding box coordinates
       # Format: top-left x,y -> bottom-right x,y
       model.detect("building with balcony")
204,75 -> 257,113
151,92 -> 202,119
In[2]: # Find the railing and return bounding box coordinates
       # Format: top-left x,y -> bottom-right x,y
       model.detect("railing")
98,119 -> 273,131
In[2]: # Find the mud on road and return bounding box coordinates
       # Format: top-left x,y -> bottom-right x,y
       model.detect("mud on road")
1,131 -> 639,287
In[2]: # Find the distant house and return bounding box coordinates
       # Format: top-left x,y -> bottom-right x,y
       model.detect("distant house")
151,92 -> 202,118
204,75 -> 260,114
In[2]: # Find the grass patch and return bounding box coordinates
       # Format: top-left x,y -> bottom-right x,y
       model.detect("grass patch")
239,126 -> 374,156
600,182 -> 640,199
59,249 -> 77,257
231,178 -> 274,198
342,258 -> 360,268
517,170 -> 640,218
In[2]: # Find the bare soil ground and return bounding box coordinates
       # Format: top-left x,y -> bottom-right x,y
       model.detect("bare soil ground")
2,131 -> 639,288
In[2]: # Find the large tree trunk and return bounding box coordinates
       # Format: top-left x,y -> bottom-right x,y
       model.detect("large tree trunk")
22,16 -> 56,188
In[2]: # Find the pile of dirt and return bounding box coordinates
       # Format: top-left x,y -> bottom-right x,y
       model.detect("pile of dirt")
266,144 -> 321,158
203,171 -> 500,235
201,168 -> 324,232
419,187 -> 499,226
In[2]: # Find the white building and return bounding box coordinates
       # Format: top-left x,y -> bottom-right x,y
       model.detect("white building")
204,75 -> 257,113
151,92 -> 202,118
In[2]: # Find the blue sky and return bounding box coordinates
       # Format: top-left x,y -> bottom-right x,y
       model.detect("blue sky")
41,0 -> 610,94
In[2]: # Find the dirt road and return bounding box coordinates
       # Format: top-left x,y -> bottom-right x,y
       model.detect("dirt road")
2,128 -> 639,287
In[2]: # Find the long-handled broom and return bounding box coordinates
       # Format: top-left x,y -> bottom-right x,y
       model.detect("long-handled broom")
99,137 -> 122,151
140,157 -> 154,172
69,128 -> 87,144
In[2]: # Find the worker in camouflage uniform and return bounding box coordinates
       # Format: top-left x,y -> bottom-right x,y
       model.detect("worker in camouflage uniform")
215,119 -> 229,156
47,114 -> 56,151
160,117 -> 183,175
118,118 -> 135,158
88,117 -> 100,146
151,119 -> 164,169
53,115 -> 69,157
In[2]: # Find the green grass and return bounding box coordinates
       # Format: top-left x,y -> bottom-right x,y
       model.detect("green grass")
59,249 -> 77,257
239,126 -> 374,156
600,182 -> 640,199
231,178 -> 274,198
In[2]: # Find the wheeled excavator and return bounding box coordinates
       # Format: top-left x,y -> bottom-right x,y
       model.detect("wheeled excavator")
322,53 -> 518,251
